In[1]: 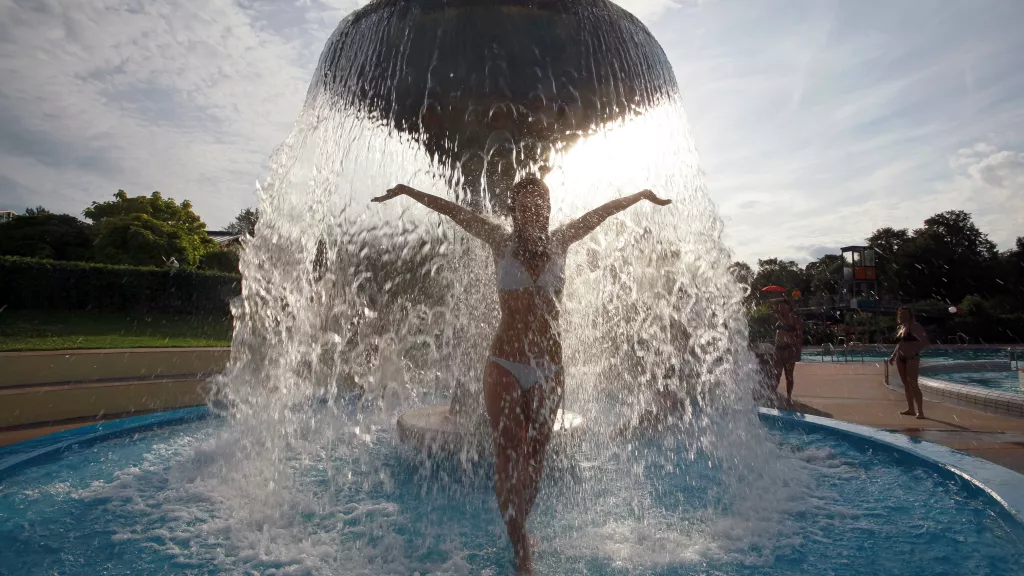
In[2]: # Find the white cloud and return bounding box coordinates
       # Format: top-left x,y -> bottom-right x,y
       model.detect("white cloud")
648,0 -> 1024,264
613,0 -> 681,21
0,0 -> 1021,257
941,144 -> 1024,246
0,0 -> 346,224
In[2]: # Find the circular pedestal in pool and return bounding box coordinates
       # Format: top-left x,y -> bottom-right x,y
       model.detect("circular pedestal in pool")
2,409 -> 1023,575
396,404 -> 585,455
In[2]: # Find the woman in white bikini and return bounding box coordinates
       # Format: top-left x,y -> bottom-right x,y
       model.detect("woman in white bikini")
373,177 -> 670,573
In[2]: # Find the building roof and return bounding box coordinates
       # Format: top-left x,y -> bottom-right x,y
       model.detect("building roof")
215,235 -> 243,250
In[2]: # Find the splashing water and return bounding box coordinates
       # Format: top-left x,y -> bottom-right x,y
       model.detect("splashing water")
4,3 -> 1023,574
204,0 -> 803,571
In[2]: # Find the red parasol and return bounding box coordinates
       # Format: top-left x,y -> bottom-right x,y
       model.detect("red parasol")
761,285 -> 787,293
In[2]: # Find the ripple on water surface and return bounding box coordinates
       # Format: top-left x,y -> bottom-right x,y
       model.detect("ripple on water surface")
939,371 -> 1022,395
1,420 -> 1022,576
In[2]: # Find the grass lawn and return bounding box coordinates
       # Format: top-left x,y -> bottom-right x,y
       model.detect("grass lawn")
0,310 -> 233,351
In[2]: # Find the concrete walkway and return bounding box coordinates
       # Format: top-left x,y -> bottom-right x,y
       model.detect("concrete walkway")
0,348 -> 222,445
5,359 -> 1024,477
774,362 -> 1024,473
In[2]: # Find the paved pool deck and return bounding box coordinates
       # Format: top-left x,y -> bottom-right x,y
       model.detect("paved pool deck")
772,362 -> 1024,474
3,357 -> 1024,476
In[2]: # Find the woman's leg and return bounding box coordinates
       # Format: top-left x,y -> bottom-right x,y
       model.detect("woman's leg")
521,370 -> 564,519
483,361 -> 531,573
772,348 -> 785,397
783,351 -> 796,401
907,357 -> 925,418
897,358 -> 914,415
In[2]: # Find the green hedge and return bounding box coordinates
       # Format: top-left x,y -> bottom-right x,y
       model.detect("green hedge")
0,256 -> 241,314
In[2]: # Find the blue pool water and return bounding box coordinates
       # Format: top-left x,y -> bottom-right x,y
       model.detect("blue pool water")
2,417 -> 1022,575
804,347 -> 1016,364
940,371 -> 1023,395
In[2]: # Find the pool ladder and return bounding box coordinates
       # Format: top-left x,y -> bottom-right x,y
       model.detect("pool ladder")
1012,349 -> 1023,391
819,342 -> 885,363
946,333 -> 970,346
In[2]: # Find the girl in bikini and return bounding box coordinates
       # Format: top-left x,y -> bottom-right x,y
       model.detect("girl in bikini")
888,307 -> 928,419
771,299 -> 804,404
373,177 -> 670,573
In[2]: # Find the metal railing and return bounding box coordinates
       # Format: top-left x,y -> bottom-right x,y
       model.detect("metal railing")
946,333 -> 970,346
815,343 -> 891,363
799,296 -> 902,310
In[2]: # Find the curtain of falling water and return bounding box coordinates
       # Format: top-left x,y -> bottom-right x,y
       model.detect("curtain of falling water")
206,3 -> 801,566
210,94 -> 793,545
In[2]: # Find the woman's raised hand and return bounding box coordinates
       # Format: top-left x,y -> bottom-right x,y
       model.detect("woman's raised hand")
640,189 -> 672,206
372,184 -> 412,203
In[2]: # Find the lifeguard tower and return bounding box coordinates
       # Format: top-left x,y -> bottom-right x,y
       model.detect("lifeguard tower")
840,245 -> 878,309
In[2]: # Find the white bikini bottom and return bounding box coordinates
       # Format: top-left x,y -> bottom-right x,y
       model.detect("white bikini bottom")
488,356 -> 561,391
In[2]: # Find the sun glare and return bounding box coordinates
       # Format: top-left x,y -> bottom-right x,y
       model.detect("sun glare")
544,104 -> 696,219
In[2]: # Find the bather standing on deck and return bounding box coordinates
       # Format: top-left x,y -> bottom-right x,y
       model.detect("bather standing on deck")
888,307 -> 928,419
772,299 -> 804,404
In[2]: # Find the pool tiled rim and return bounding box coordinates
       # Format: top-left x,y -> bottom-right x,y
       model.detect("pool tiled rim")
885,360 -> 1024,418
0,407 -> 212,479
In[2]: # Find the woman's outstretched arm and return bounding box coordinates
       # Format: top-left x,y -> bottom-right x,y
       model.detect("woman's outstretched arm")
372,184 -> 505,247
554,190 -> 671,246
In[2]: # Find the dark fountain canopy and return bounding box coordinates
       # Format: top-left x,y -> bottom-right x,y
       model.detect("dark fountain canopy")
310,0 -> 679,212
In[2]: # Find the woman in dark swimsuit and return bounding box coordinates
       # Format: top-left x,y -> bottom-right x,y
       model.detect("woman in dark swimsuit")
888,307 -> 928,419
373,178 -> 670,573
771,299 -> 804,404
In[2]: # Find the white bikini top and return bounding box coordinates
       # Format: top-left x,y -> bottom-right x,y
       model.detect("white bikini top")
495,242 -> 566,294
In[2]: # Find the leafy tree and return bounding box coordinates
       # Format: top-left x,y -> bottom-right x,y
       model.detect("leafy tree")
868,213 -> 1000,304
0,213 -> 93,261
959,294 -> 992,319
91,214 -> 193,268
85,190 -> 214,267
728,261 -> 753,287
24,206 -> 50,216
803,254 -> 844,297
225,207 -> 259,237
994,236 -> 1024,311
900,211 -> 998,303
920,210 -> 997,261
866,226 -> 910,299
751,258 -> 804,295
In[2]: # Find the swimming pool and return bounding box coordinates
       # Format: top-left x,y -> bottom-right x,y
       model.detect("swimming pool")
2,409 -> 1023,575
938,371 -> 1022,395
804,347 -> 1018,364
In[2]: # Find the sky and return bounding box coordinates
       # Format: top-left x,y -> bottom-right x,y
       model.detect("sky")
0,0 -> 1021,265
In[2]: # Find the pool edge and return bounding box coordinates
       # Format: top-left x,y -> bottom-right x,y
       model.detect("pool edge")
883,359 -> 1024,418
0,406 -> 212,479
4,405 -> 1023,531
758,407 -> 1024,526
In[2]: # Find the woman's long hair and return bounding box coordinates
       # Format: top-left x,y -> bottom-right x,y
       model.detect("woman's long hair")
509,176 -> 551,250
897,306 -> 915,324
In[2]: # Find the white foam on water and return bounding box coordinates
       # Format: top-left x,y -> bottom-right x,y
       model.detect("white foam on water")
62,416 -> 886,575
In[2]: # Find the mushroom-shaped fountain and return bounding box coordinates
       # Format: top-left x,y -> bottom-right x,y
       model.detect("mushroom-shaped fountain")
309,0 -> 678,454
